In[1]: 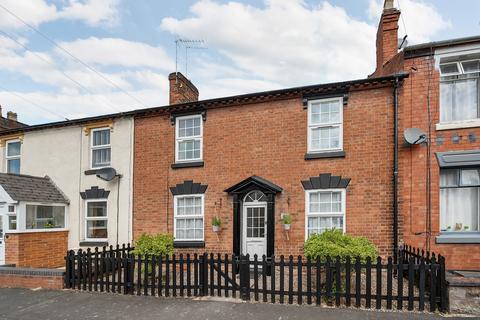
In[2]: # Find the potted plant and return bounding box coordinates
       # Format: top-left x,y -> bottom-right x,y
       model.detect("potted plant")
464,225 -> 469,232
212,216 -> 222,232
282,214 -> 292,231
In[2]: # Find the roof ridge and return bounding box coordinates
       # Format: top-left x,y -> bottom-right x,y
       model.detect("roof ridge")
0,172 -> 49,180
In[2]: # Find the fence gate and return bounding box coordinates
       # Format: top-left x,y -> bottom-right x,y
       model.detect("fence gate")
65,245 -> 449,313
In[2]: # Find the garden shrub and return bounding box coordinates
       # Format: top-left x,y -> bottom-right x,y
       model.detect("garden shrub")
304,229 -> 377,263
132,233 -> 174,257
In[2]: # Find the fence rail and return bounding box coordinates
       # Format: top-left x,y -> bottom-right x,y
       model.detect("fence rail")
65,244 -> 448,313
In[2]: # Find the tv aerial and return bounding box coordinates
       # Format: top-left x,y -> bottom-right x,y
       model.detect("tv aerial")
404,128 -> 427,145
175,38 -> 207,78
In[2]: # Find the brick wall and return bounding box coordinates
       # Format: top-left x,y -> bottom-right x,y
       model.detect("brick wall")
5,231 -> 68,268
0,268 -> 64,290
133,85 -> 397,257
398,55 -> 480,270
169,72 -> 199,105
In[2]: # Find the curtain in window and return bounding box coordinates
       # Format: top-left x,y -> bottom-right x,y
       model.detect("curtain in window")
441,79 -> 478,122
440,188 -> 479,231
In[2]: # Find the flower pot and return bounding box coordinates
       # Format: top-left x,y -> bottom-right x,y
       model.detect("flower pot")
212,225 -> 221,232
283,224 -> 291,231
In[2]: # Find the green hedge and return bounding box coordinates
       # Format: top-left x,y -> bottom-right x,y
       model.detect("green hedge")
132,233 -> 174,257
304,229 -> 378,263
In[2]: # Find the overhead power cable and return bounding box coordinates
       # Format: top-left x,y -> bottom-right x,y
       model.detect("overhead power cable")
0,29 -> 122,113
0,3 -> 150,109
0,83 -> 69,121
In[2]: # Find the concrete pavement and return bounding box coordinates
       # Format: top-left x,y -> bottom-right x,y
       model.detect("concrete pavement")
0,288 -> 472,320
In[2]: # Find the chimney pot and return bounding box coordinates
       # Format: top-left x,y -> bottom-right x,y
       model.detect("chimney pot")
7,111 -> 17,122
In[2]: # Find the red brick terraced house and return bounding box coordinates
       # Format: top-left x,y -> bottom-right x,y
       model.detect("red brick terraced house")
133,71 -> 406,259
373,1 -> 480,271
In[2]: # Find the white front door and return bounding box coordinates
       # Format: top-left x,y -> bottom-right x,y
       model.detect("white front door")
0,215 -> 4,265
242,204 -> 267,258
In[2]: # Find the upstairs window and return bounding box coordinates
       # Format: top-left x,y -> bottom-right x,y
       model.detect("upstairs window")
440,168 -> 479,232
175,115 -> 203,162
307,98 -> 343,153
440,58 -> 480,123
91,128 -> 111,168
6,140 -> 21,174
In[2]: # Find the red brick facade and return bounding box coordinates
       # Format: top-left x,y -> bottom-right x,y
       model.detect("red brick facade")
133,84 -> 399,257
0,273 -> 63,290
5,231 -> 68,268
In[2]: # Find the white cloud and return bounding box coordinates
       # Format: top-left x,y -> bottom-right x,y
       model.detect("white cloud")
161,0 -> 377,86
367,0 -> 451,44
0,0 -> 120,30
57,37 -> 174,71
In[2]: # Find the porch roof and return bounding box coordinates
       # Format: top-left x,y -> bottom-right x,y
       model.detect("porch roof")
0,173 -> 69,204
224,175 -> 283,194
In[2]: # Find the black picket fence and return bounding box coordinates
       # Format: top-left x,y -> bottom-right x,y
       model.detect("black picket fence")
64,245 -> 448,313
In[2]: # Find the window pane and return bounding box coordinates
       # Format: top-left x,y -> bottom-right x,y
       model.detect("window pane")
461,169 -> 480,186
92,148 -> 111,168
310,100 -> 341,125
26,205 -> 65,229
87,202 -> 107,217
8,215 -> 16,230
7,142 -> 21,157
462,60 -> 480,73
7,159 -> 20,174
86,220 -> 108,238
93,129 -> 110,146
175,217 -> 203,240
440,169 -> 458,187
178,117 -> 201,138
441,79 -> 478,122
440,187 -> 479,231
440,63 -> 459,75
178,140 -> 201,160
310,126 -> 340,150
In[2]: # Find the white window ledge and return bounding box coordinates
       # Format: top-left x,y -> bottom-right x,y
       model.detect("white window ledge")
436,119 -> 480,131
436,232 -> 480,244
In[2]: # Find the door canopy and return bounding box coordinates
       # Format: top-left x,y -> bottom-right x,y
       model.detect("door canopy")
224,175 -> 283,195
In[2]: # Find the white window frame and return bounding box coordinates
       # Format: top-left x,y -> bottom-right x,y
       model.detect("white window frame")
5,139 -> 21,174
90,127 -> 111,169
84,199 -> 108,241
173,194 -> 205,242
307,97 -> 343,153
6,204 -> 16,231
175,115 -> 203,163
24,203 -> 67,232
460,59 -> 480,74
304,189 -> 346,240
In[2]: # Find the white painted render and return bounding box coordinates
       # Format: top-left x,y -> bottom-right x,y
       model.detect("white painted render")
0,117 -> 135,249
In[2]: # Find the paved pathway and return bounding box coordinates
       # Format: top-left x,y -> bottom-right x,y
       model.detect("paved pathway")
0,288 -> 472,320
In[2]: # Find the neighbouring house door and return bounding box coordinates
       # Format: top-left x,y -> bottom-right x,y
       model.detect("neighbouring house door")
0,215 -> 4,265
242,204 -> 267,258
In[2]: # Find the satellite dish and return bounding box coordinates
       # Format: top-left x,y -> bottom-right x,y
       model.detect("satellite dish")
404,128 -> 427,145
96,167 -> 117,181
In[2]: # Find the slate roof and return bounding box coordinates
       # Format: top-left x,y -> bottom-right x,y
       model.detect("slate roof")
224,175 -> 283,194
0,173 -> 69,204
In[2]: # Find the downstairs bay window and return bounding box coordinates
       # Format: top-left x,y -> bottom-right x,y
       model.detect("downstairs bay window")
174,194 -> 204,241
305,189 -> 345,239
440,168 -> 479,233
26,204 -> 66,230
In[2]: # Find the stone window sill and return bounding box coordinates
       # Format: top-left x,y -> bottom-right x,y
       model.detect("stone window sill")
305,151 -> 345,160
171,161 -> 204,169
173,241 -> 205,248
79,241 -> 109,247
435,233 -> 480,244
436,119 -> 480,131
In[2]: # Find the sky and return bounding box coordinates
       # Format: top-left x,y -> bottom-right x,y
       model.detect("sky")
0,0 -> 478,125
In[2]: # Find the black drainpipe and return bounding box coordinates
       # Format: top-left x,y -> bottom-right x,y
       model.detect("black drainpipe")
393,75 -> 400,264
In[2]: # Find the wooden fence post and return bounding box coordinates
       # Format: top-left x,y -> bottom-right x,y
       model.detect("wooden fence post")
199,253 -> 208,296
439,256 -> 449,313
240,254 -> 250,301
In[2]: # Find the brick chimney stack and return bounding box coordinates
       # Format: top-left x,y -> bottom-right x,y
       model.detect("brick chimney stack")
374,0 -> 401,76
7,111 -> 17,122
168,72 -> 199,105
